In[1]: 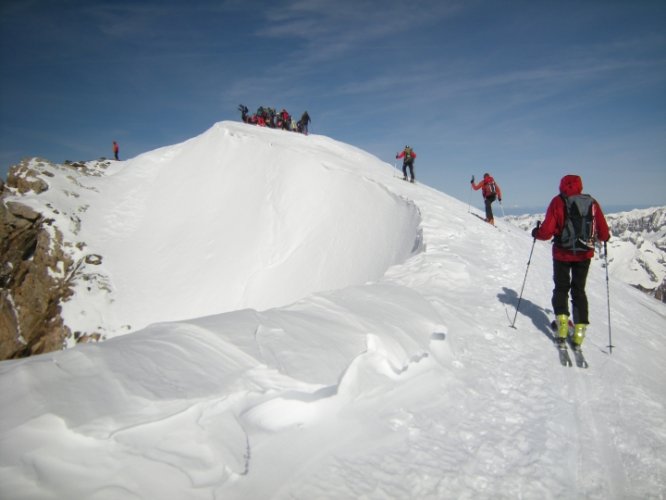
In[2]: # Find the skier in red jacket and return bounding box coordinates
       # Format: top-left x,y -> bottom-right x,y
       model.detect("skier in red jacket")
471,173 -> 502,225
532,174 -> 610,348
396,146 -> 416,183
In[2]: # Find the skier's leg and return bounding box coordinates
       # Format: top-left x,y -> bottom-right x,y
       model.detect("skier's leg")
552,259 -> 572,318
570,259 -> 591,324
484,198 -> 493,221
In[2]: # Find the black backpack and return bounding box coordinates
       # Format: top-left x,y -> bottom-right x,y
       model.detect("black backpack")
555,194 -> 596,252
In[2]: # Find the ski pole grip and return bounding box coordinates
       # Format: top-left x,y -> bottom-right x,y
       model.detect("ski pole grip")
531,220 -> 541,240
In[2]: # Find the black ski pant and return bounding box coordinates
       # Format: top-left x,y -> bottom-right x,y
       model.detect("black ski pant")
484,194 -> 496,220
402,161 -> 414,181
552,258 -> 591,324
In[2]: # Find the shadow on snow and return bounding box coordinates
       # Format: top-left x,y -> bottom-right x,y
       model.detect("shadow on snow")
498,287 -> 554,341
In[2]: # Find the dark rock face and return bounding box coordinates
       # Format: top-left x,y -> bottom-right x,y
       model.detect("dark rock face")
0,204 -> 73,358
1,157 -> 114,360
1,163 -> 73,359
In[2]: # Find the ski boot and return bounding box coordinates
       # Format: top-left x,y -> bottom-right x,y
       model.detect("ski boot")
555,314 -> 570,346
571,324 -> 587,351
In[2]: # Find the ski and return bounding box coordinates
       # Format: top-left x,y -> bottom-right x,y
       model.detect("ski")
551,320 -> 572,367
556,340 -> 573,367
470,212 -> 499,228
570,343 -> 589,369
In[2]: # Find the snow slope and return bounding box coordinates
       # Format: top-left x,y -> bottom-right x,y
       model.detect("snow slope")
1,122 -> 665,499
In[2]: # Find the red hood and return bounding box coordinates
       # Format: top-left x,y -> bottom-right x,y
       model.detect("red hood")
559,175 -> 583,197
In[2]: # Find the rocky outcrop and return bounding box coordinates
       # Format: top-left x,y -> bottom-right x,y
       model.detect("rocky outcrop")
1,164 -> 74,359
1,157 -> 115,360
6,159 -> 50,194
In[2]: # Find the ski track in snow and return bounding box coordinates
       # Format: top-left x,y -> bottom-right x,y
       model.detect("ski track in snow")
1,122 -> 665,499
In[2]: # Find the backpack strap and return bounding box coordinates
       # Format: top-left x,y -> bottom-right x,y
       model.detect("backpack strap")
554,194 -> 568,245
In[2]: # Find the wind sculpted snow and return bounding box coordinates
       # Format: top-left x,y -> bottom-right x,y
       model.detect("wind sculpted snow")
51,122 -> 422,336
1,122 -> 665,499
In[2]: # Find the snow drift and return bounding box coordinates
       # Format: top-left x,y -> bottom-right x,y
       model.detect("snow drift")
60,122 -> 423,336
1,122 -> 665,500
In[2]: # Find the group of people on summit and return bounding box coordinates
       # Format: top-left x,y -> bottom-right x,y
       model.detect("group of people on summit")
238,105 -> 311,135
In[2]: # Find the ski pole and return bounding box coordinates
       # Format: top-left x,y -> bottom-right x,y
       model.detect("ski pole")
468,184 -> 471,213
604,241 -> 615,353
511,221 -> 540,329
468,175 -> 474,213
499,200 -> 506,217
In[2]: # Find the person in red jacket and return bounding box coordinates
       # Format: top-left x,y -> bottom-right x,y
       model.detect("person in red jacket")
471,173 -> 502,225
396,146 -> 416,183
112,141 -> 119,161
531,174 -> 610,348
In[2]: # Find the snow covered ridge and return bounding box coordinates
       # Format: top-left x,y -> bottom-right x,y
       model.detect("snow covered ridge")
1,122 -> 666,498
505,206 -> 666,303
0,122 -> 423,358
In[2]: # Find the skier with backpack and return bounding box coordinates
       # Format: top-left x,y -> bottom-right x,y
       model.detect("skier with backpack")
299,111 -> 311,135
396,146 -> 416,183
471,173 -> 502,224
531,174 -> 610,353
238,104 -> 249,123
279,109 -> 291,130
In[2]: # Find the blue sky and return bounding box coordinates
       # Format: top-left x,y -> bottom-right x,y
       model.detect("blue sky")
1,0 -> 664,212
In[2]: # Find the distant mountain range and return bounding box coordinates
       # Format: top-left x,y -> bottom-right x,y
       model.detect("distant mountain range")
505,206 -> 666,303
